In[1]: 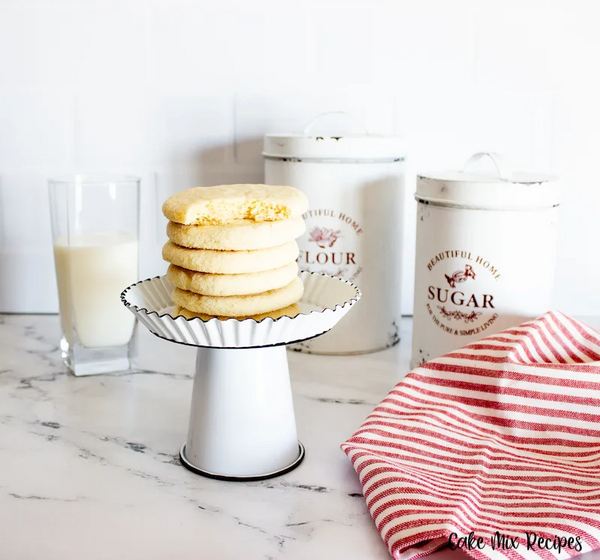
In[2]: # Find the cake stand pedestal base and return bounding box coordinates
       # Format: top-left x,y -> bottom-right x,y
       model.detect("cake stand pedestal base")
179,346 -> 304,481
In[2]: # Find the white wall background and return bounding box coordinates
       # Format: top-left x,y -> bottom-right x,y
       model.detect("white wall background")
0,0 -> 598,314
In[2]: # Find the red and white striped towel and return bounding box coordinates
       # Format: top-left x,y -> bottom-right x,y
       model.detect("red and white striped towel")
342,312 -> 600,560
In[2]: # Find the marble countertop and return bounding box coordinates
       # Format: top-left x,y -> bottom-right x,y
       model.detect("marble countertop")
2,314 -> 599,560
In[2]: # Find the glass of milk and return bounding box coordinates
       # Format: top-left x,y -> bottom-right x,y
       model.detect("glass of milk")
48,175 -> 140,376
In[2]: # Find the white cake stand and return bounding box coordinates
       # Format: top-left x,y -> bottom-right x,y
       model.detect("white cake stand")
120,271 -> 361,481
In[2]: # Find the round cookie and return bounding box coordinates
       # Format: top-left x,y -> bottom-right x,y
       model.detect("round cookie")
162,240 -> 299,274
167,262 -> 299,296
162,184 -> 309,226
173,303 -> 301,322
166,218 -> 305,250
172,277 -> 304,317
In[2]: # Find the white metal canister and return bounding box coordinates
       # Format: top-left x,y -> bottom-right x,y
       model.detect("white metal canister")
411,152 -> 560,369
263,115 -> 406,354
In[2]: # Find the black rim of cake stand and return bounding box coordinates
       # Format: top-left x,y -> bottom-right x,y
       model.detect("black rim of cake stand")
179,442 -> 305,482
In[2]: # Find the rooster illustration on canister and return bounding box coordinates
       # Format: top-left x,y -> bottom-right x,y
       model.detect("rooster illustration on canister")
445,264 -> 476,288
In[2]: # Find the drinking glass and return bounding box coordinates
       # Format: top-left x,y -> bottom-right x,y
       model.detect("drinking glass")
48,175 -> 140,376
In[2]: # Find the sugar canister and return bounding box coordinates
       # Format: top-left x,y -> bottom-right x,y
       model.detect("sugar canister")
411,152 -> 560,368
263,115 -> 406,354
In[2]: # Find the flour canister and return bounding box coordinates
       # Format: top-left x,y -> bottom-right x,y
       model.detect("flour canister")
263,116 -> 406,354
411,152 -> 560,369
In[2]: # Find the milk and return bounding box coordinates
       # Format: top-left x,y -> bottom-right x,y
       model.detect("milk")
53,232 -> 138,348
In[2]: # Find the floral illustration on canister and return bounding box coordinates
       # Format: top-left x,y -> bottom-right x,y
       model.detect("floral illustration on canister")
312,267 -> 347,278
308,226 -> 342,248
437,306 -> 482,323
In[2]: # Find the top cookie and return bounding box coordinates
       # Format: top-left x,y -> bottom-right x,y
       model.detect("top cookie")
162,184 -> 309,226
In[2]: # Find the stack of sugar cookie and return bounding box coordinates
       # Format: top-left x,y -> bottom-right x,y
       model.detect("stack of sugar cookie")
162,184 -> 309,320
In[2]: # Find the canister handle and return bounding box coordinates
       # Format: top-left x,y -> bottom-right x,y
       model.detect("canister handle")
303,111 -> 369,136
462,152 -> 512,182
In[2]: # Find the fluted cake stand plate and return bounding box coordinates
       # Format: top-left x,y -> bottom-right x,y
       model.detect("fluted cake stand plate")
121,271 -> 361,481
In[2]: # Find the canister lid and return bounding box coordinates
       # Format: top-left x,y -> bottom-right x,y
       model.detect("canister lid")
417,152 -> 560,209
263,112 -> 406,161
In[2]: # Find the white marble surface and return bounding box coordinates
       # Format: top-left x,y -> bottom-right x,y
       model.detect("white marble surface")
0,314 -> 409,560
2,315 -> 600,560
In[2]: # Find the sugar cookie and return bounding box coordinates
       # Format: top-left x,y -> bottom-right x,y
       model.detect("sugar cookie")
173,303 -> 302,322
163,184 -> 309,226
166,217 -> 305,251
167,262 -> 298,296
172,277 -> 304,317
162,240 -> 299,274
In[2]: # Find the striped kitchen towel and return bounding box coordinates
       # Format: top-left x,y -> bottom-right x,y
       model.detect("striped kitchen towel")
342,311 -> 600,560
